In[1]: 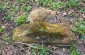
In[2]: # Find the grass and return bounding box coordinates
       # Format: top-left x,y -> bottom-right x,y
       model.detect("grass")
21,5 -> 32,12
80,8 -> 85,13
2,0 -> 31,22
4,33 -> 12,43
50,1 -> 65,10
67,0 -> 78,8
70,44 -> 80,55
1,0 -> 79,22
37,0 -> 52,7
71,18 -> 85,41
31,45 -> 49,55
36,0 -> 79,10
5,13 -> 11,21
16,13 -> 29,25
36,0 -> 65,10
0,27 -> 4,33
71,18 -> 85,35
0,2 -> 3,10
0,0 -> 84,55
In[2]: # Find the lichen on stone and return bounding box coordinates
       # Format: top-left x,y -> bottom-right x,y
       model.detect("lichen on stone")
13,7 -> 75,44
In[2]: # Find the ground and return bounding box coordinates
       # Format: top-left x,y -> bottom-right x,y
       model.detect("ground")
0,0 -> 85,55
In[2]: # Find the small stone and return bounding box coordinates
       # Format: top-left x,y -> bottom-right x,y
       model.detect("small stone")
62,48 -> 66,52
63,12 -> 67,16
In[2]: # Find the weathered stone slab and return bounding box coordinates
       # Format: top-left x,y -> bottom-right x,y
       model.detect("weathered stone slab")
13,23 -> 75,44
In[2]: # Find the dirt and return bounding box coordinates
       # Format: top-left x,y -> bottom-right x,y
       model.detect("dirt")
0,0 -> 85,55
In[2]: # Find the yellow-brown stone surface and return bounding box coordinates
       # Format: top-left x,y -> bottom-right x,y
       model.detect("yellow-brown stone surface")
13,7 -> 75,44
13,22 -> 75,44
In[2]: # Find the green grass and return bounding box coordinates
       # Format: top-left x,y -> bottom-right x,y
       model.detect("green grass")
1,0 -> 79,22
36,0 -> 65,10
67,0 -> 78,8
0,2 -> 3,10
2,0 -> 32,21
50,1 -> 65,10
37,0 -> 52,7
31,45 -> 49,55
80,8 -> 85,13
37,0 -> 79,10
71,18 -> 85,35
5,13 -> 11,21
70,44 -> 80,55
71,18 -> 85,55
4,33 -> 12,43
0,27 -> 4,33
16,13 -> 29,25
21,5 -> 31,11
